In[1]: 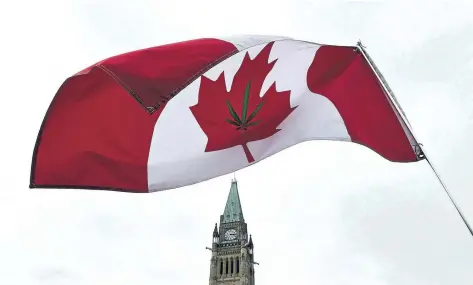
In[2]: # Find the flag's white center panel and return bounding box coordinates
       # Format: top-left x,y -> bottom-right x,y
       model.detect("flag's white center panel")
218,35 -> 292,51
147,40 -> 350,191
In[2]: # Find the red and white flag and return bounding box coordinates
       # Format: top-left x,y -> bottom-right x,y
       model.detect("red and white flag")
30,35 -> 423,193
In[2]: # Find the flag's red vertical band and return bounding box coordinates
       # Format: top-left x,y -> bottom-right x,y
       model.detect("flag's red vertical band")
30,39 -> 238,192
307,45 -> 418,162
31,67 -> 162,192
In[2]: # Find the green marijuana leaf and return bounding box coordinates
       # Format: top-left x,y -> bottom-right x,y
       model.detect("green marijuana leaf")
226,81 -> 264,131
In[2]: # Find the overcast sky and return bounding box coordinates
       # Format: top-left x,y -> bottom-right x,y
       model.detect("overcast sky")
1,0 -> 473,284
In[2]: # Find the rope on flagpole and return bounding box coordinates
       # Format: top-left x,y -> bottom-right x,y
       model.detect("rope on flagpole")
356,40 -> 473,238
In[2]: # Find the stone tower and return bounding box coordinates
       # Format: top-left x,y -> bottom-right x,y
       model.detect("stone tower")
209,179 -> 256,285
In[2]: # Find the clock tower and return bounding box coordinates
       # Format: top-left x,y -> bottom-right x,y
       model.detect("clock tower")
208,179 -> 256,285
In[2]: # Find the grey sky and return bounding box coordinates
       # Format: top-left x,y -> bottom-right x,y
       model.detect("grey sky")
1,0 -> 473,284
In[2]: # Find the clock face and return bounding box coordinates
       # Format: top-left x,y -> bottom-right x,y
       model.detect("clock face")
224,229 -> 237,240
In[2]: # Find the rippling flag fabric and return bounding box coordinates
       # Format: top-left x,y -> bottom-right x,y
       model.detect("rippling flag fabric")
30,35 -> 423,193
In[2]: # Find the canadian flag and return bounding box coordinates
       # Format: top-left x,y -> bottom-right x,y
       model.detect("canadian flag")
30,35 -> 422,193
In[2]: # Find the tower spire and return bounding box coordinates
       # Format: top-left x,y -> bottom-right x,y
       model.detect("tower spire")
209,180 -> 255,285
222,179 -> 245,223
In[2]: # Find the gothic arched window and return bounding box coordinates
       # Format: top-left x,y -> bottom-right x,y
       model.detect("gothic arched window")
225,259 -> 228,274
231,258 -> 234,274
220,259 -> 223,275
236,257 -> 240,274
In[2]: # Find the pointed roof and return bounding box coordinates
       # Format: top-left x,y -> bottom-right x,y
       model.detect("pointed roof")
213,223 -> 219,237
222,179 -> 245,223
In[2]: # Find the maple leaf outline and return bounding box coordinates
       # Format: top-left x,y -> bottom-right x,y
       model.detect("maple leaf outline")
189,42 -> 297,163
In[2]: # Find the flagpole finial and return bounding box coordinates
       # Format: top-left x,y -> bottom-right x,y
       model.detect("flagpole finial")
357,39 -> 365,48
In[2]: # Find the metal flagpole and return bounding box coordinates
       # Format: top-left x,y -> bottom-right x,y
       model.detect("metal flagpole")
356,41 -> 473,238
